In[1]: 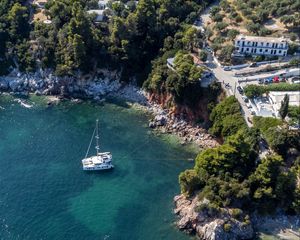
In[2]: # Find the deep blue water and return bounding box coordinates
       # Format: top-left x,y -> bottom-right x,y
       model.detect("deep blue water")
0,96 -> 195,240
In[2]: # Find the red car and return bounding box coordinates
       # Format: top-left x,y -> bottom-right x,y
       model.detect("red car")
273,76 -> 279,83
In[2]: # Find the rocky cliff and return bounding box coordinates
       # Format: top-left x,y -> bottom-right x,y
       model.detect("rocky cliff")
174,194 -> 254,240
148,92 -> 210,123
0,69 -> 148,105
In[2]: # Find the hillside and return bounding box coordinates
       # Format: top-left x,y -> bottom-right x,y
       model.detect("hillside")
176,96 -> 300,239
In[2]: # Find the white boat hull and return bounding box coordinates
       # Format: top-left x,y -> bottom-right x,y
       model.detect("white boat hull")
83,164 -> 114,171
82,153 -> 114,171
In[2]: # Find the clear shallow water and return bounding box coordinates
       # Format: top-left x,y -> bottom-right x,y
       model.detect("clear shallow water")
0,96 -> 195,240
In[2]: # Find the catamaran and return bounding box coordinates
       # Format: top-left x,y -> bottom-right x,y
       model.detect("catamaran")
82,120 -> 114,171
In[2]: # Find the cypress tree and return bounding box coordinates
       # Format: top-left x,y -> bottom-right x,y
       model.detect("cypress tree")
279,94 -> 289,120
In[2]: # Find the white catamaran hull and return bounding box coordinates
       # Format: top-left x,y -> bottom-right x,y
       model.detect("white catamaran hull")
82,120 -> 114,171
83,164 -> 114,171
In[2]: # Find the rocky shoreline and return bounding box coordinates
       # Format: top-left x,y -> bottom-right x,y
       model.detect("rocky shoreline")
174,194 -> 254,240
147,102 -> 219,149
174,194 -> 300,240
0,69 -> 218,150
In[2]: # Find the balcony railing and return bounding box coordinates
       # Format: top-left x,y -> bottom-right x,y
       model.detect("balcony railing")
235,44 -> 288,50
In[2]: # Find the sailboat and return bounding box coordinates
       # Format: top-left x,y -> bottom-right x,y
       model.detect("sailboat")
82,120 -> 114,171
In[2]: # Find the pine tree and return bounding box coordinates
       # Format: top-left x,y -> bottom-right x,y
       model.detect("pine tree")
279,94 -> 289,120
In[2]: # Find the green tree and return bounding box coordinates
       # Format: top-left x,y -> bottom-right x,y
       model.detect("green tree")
227,29 -> 240,40
179,169 -> 202,196
209,96 -> 246,138
279,94 -> 289,120
249,155 -> 283,212
244,84 -> 264,98
7,3 -> 30,42
199,50 -> 208,62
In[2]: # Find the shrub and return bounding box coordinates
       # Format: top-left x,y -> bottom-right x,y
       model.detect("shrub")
244,84 -> 300,98
199,50 -> 208,62
253,116 -> 282,134
210,6 -> 221,17
212,13 -> 225,22
179,169 -> 202,195
218,45 -> 235,62
227,29 -> 240,40
244,84 -> 264,98
223,223 -> 232,232
214,22 -> 228,31
288,106 -> 300,124
231,208 -> 243,220
289,58 -> 300,66
195,202 -> 220,216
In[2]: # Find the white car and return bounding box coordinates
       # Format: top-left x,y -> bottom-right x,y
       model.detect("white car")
242,96 -> 249,103
223,66 -> 231,71
246,102 -> 252,109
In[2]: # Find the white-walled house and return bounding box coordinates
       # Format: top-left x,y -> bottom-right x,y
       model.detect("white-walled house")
234,35 -> 289,57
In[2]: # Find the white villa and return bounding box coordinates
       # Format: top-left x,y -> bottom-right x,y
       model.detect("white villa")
234,35 -> 289,57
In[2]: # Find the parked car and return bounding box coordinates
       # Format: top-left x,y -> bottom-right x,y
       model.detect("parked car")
246,102 -> 252,108
258,79 -> 264,84
293,79 -> 300,84
273,76 -> 280,83
223,66 -> 231,71
264,78 -> 273,84
225,83 -> 231,89
292,77 -> 300,84
249,62 -> 258,68
242,96 -> 249,103
237,86 -> 244,94
251,111 -> 256,115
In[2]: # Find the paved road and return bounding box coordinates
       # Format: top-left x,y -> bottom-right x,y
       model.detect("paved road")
205,53 -> 253,126
194,1 -> 253,126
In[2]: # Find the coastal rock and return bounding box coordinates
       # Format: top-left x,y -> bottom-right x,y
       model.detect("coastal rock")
149,121 -> 156,128
0,79 -> 9,91
174,194 -> 254,240
154,115 -> 167,126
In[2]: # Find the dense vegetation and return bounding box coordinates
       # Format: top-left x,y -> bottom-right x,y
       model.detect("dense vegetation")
288,106 -> 300,125
179,96 -> 300,215
143,50 -> 205,106
0,0 -> 212,83
253,116 -> 300,157
244,83 -> 300,98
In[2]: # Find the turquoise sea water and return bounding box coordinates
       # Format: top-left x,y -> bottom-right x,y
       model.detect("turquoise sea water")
0,96 -> 196,240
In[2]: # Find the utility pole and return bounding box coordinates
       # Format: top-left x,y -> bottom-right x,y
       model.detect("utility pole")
234,82 -> 237,96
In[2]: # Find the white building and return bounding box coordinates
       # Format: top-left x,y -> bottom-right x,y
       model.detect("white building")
33,0 -> 48,9
234,35 -> 289,57
268,91 -> 300,117
98,0 -> 109,9
87,10 -> 105,22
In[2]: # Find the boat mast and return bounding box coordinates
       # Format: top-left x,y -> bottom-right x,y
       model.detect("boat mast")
95,119 -> 100,155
